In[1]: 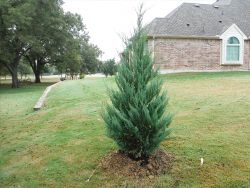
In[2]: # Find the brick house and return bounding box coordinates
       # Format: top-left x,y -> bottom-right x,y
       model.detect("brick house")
147,0 -> 250,72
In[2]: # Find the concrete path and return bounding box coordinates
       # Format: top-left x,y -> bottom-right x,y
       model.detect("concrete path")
33,82 -> 60,111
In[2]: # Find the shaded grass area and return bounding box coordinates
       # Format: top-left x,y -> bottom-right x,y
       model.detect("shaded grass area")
0,76 -> 60,85
0,72 -> 250,187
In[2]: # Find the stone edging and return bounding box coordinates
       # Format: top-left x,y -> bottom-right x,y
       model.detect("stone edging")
33,82 -> 61,111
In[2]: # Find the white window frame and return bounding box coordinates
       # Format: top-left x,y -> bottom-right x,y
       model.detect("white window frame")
226,37 -> 240,61
220,24 -> 247,65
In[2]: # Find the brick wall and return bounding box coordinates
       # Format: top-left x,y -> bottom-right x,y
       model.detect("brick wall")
148,38 -> 250,71
244,40 -> 250,70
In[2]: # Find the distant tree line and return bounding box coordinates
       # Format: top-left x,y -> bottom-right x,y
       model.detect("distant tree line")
0,0 -> 101,88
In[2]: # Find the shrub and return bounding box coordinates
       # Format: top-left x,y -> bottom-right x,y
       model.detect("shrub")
102,7 -> 172,160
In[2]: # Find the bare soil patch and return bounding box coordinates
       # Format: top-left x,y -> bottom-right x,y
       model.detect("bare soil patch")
101,149 -> 174,178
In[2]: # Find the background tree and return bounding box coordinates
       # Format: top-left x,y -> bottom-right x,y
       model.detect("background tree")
55,58 -> 67,78
55,37 -> 102,77
101,58 -> 117,77
0,0 -> 34,87
1,0 -> 101,87
80,42 -> 102,74
24,0 -> 83,83
102,7 -> 172,161
65,49 -> 82,80
54,35 -> 83,79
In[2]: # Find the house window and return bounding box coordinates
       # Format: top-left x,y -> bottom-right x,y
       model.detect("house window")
226,37 -> 240,61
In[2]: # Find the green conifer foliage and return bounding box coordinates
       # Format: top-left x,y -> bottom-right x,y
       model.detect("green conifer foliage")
102,7 -> 172,159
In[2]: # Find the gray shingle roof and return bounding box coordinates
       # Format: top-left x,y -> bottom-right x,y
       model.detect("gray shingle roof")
147,0 -> 250,38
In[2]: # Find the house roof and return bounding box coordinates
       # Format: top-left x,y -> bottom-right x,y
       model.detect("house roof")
147,0 -> 250,38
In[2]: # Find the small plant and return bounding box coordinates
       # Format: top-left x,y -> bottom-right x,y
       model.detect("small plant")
102,6 -> 172,161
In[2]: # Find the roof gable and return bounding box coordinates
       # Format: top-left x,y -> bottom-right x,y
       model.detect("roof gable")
220,24 -> 247,40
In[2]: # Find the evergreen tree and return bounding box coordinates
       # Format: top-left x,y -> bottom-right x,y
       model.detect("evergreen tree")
102,7 -> 172,160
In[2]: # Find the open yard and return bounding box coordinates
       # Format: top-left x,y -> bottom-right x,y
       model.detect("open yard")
0,72 -> 250,188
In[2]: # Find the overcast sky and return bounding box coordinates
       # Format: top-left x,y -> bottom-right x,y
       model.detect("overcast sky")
63,0 -> 216,61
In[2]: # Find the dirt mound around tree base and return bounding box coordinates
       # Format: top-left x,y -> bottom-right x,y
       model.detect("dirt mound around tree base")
100,149 -> 174,178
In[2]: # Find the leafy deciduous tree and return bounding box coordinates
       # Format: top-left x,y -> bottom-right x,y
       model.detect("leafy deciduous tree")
0,0 -> 34,87
80,41 -> 102,74
101,58 -> 117,77
24,0 -> 78,83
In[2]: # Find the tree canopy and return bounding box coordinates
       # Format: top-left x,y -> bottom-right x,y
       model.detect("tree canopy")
0,0 -> 35,87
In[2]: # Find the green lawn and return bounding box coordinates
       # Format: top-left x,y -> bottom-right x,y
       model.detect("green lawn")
0,72 -> 250,188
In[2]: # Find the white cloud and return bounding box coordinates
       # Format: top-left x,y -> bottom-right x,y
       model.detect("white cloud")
63,0 -> 216,61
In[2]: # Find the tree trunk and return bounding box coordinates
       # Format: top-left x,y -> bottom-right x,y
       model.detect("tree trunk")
4,62 -> 19,88
11,67 -> 19,88
34,70 -> 41,83
27,58 -> 42,83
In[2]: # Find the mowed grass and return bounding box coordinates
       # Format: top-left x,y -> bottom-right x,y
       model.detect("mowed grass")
0,72 -> 250,188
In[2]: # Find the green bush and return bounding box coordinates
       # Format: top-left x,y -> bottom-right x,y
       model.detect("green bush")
102,9 -> 172,160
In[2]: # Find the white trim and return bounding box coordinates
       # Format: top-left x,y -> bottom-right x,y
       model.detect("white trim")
220,24 -> 247,65
220,24 -> 247,40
